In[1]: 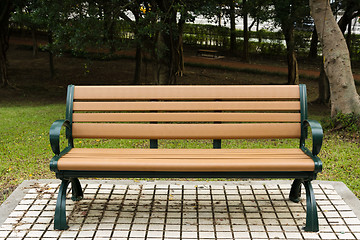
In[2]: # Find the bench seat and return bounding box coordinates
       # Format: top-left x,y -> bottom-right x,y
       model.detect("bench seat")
58,148 -> 315,172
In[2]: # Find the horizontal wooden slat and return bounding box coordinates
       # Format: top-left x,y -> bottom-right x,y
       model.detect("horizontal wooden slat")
62,154 -> 306,159
73,101 -> 301,111
58,148 -> 314,171
73,85 -> 300,100
58,158 -> 314,171
72,112 -> 301,122
72,123 -> 301,139
69,148 -> 304,154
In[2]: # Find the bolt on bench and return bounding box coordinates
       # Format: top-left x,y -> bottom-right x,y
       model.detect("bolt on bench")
49,85 -> 323,231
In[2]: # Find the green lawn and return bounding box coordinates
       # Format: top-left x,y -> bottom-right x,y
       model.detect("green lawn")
1,102 -> 360,204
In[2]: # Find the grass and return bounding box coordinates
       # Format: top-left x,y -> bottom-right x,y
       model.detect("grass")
1,101 -> 360,205
0,103 -> 64,202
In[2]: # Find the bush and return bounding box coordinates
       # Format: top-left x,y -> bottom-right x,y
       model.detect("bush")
322,113 -> 360,133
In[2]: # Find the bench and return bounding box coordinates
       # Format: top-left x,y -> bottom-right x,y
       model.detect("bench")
49,84 -> 323,231
196,49 -> 219,58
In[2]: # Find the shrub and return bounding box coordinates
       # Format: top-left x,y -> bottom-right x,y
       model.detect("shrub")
322,112 -> 360,133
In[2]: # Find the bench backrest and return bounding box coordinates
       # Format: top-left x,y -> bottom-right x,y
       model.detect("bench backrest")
66,85 -> 307,140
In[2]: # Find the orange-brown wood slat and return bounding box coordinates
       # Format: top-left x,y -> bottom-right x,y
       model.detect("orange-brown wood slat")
68,148 -> 304,154
73,101 -> 301,111
72,123 -> 301,139
57,157 -> 314,172
61,154 -> 308,159
72,112 -> 301,122
73,85 -> 300,100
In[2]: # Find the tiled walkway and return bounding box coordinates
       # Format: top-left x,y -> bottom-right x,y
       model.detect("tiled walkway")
1,180 -> 360,240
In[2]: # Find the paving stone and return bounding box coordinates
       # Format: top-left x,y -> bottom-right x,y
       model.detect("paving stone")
112,231 -> 129,238
59,231 -> 78,238
320,232 -> 338,239
268,231 -> 285,239
181,231 -> 197,238
250,231 -> 268,239
336,232 -> 356,240
164,231 -> 180,238
199,231 -> 215,238
284,231 -> 302,239
215,231 -> 233,239
77,230 -> 95,238
95,230 -> 112,238
0,232 -> 10,238
8,231 -> 27,238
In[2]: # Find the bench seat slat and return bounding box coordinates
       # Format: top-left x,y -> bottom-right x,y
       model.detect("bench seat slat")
62,153 -> 307,158
58,148 -> 314,172
74,85 -> 300,100
68,148 -> 304,154
73,101 -> 301,111
72,123 -> 301,139
72,112 -> 301,122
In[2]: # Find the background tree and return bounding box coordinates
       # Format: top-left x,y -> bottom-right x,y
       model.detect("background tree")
242,0 -> 249,61
310,0 -> 360,116
247,0 -> 272,43
273,0 -> 309,85
315,0 -> 360,105
229,0 -> 237,53
12,1 -> 42,57
0,0 -> 12,87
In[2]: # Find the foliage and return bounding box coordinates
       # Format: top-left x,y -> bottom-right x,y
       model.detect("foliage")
322,113 -> 360,133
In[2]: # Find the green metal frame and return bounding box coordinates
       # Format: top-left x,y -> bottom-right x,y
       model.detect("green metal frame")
49,84 -> 323,232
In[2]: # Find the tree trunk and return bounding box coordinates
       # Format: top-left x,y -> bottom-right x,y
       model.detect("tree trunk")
230,0 -> 236,52
284,25 -> 299,85
151,4 -> 185,85
133,12 -> 142,85
175,16 -> 185,78
346,19 -> 352,57
0,0 -> 11,88
48,33 -> 55,78
256,20 -> 261,43
308,28 -> 318,59
337,7 -> 353,34
133,43 -> 142,85
103,3 -> 115,53
310,0 -> 360,116
31,28 -> 38,57
317,59 -> 330,104
152,31 -> 173,85
243,0 -> 249,62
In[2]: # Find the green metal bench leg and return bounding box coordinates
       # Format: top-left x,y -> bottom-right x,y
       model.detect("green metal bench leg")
54,179 -> 70,230
303,180 -> 319,232
289,179 -> 303,203
70,178 -> 83,201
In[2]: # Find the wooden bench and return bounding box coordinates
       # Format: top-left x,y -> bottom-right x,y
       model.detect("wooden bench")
196,49 -> 219,58
49,85 -> 323,231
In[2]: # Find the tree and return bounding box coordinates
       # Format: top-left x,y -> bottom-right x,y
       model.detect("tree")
315,0 -> 360,105
308,28 -> 318,59
337,0 -> 360,34
273,0 -> 309,85
247,0 -> 272,43
310,0 -> 360,116
0,0 -> 12,87
12,0 -> 42,57
229,0 -> 237,52
135,0 -> 210,84
242,0 -> 249,61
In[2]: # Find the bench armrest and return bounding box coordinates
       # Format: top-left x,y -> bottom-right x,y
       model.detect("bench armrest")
301,119 -> 323,156
49,119 -> 73,155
